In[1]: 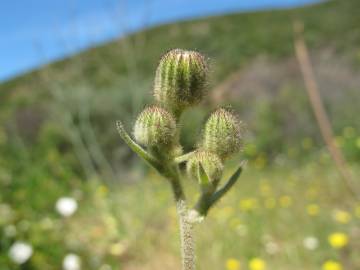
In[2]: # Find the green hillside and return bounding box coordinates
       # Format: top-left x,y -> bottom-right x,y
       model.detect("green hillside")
2,0 -> 359,90
1,0 -> 360,181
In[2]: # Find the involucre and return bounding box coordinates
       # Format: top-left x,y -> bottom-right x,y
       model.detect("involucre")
133,106 -> 177,147
154,49 -> 208,115
202,108 -> 242,159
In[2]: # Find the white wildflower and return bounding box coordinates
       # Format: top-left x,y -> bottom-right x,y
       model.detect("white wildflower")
8,241 -> 33,264
56,197 -> 78,217
303,236 -> 319,250
63,253 -> 81,270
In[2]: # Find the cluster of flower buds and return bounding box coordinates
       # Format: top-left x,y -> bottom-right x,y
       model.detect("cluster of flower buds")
132,49 -> 209,156
117,49 -> 245,219
132,48 -> 242,189
117,49 -> 245,270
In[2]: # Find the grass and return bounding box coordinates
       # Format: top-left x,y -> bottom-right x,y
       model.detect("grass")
1,158 -> 359,269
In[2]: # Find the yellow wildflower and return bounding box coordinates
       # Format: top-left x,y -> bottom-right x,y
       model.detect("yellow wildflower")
333,210 -> 352,224
249,258 -> 266,270
322,260 -> 342,270
226,258 -> 241,270
279,195 -> 292,208
307,204 -> 320,216
239,198 -> 258,212
328,232 -> 349,249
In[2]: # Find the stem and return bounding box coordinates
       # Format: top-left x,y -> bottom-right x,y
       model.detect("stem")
176,200 -> 195,270
168,169 -> 196,270
116,121 -> 196,270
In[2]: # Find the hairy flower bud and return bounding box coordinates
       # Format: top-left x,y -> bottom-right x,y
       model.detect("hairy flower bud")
154,49 -> 208,114
202,108 -> 242,159
133,106 -> 176,147
186,150 -> 223,183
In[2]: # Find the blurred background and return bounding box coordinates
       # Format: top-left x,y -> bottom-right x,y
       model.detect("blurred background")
0,0 -> 359,269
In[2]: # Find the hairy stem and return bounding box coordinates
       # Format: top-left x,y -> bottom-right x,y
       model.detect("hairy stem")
168,169 -> 195,270
176,200 -> 195,270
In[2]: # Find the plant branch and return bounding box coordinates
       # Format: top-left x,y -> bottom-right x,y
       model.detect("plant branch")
293,21 -> 359,200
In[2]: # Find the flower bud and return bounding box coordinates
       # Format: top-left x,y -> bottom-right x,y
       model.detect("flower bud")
133,106 -> 176,147
202,108 -> 242,159
186,150 -> 223,183
154,49 -> 208,114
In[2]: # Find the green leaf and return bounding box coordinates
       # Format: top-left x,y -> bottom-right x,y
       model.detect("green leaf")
116,121 -> 163,172
194,162 -> 246,216
209,161 -> 246,207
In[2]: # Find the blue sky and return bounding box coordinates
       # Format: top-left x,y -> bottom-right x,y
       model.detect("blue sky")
0,0 -> 321,81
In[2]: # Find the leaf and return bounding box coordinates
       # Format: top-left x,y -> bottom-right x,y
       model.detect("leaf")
116,121 -> 163,172
208,161 -> 246,208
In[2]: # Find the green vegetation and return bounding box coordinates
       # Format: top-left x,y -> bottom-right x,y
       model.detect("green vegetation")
0,0 -> 360,269
1,162 -> 359,269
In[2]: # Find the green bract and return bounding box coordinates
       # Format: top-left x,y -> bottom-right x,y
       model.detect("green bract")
186,150 -> 224,184
133,106 -> 176,147
202,108 -> 242,159
154,49 -> 208,115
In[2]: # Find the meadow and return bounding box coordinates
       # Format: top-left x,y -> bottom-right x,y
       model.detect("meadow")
0,0 -> 360,269
1,158 -> 359,269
